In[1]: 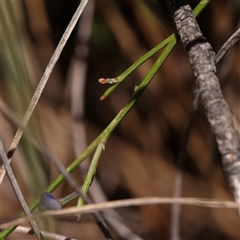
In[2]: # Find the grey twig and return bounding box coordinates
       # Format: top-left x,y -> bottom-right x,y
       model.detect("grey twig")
215,28 -> 240,64
0,0 -> 89,184
166,0 -> 240,207
0,137 -> 43,240
170,25 -> 240,239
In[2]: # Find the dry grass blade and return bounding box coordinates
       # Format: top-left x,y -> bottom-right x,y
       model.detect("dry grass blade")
0,99 -> 113,240
0,0 -> 89,184
215,27 -> 240,64
0,137 -> 42,239
1,197 -> 239,229
15,226 -> 78,240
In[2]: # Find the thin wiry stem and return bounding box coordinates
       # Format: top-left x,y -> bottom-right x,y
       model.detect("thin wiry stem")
59,190 -> 145,239
0,137 -> 43,240
76,140 -> 106,220
89,181 -> 145,240
215,27 -> 240,64
1,197 -> 239,229
1,35 -> 178,238
35,145 -> 113,240
0,102 -> 113,240
0,0 -> 89,184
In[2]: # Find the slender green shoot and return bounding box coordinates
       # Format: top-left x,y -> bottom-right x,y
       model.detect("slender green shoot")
58,192 -> 79,206
194,0 -> 211,18
99,0 -> 211,101
99,35 -> 173,100
76,138 -> 107,220
0,33 -> 177,239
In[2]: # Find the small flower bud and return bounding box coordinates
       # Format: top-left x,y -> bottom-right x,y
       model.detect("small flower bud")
39,193 -> 61,211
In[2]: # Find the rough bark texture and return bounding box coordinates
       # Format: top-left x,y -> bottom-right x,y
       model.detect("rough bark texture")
167,0 -> 240,203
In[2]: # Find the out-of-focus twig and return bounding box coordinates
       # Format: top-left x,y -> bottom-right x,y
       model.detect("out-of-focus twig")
170,91 -> 200,240
0,0 -> 89,184
0,136 -> 43,240
215,28 -> 240,64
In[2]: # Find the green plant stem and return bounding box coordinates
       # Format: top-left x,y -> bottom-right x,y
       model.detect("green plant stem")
79,141 -> 106,202
99,36 -> 171,100
99,0 -> 210,100
58,192 -> 78,206
0,35 -> 177,239
76,138 -> 107,220
193,0 -> 211,18
0,1 -> 210,238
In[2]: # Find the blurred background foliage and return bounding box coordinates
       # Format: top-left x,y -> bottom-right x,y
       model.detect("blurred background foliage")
0,0 -> 239,239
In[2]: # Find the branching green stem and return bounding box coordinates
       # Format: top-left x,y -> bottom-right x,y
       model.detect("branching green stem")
0,1 -> 210,238
99,36 -> 171,100
0,34 -> 177,239
99,0 -> 210,100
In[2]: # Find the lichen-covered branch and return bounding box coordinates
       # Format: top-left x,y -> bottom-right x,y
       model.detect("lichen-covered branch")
166,0 -> 240,204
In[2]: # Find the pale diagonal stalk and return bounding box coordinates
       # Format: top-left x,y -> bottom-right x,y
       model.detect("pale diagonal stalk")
0,0 -> 89,184
1,197 -> 240,229
99,0 -> 209,100
33,142 -> 113,240
1,2 -> 50,194
0,137 -> 43,240
215,27 -> 240,64
0,29 -> 178,239
0,102 -> 113,240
